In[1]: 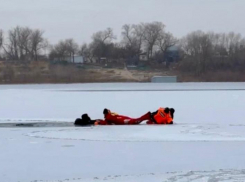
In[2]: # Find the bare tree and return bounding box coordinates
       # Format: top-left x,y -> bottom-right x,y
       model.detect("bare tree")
49,40 -> 67,61
208,32 -> 245,68
2,26 -> 46,61
157,32 -> 178,60
180,31 -> 213,74
121,24 -> 145,58
122,25 -> 133,44
42,39 -> 49,58
6,27 -> 19,60
16,26 -> 32,60
79,43 -> 93,62
49,39 -> 78,62
238,38 -> 245,68
0,29 -> 3,49
91,28 -> 116,58
30,29 -> 45,61
132,24 -> 145,56
122,24 -> 137,58
180,31 -> 245,73
3,26 -> 31,60
143,22 -> 165,59
0,29 -> 3,59
92,28 -> 116,44
65,39 -> 79,63
79,43 -> 88,56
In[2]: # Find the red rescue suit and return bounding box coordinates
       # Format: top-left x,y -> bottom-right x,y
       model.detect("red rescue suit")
147,107 -> 173,125
104,112 -> 151,125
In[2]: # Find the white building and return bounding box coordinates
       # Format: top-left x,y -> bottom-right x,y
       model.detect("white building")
139,53 -> 148,61
151,76 -> 177,83
65,55 -> 84,64
54,55 -> 84,64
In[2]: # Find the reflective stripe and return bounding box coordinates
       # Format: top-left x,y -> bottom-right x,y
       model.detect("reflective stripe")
159,111 -> 165,118
154,107 -> 169,124
124,119 -> 130,124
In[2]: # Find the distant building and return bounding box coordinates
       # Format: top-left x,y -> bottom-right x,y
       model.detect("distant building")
155,46 -> 180,64
99,57 -> 107,63
164,46 -> 180,63
66,55 -> 84,64
151,76 -> 177,83
139,53 -> 148,61
53,55 -> 84,64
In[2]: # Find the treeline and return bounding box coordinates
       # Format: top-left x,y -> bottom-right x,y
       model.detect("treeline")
0,27 -> 48,61
49,22 -> 177,63
180,31 -> 245,75
0,22 -> 177,62
1,23 -> 245,75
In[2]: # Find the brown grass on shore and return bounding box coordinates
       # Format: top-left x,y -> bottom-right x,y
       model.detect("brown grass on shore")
1,61 -> 245,84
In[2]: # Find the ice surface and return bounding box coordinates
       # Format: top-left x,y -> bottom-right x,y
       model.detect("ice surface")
1,83 -> 245,124
26,124 -> 245,142
1,83 -> 245,182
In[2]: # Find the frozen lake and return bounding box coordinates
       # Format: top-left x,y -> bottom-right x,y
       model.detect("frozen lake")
1,83 -> 245,182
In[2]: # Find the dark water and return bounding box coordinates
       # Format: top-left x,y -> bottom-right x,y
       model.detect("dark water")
60,89 -> 245,92
0,122 -> 75,128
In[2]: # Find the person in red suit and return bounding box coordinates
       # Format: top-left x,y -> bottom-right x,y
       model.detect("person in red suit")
74,108 -> 174,126
146,107 -> 175,125
102,108 -> 151,125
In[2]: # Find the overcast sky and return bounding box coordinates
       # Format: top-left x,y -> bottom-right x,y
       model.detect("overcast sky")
0,0 -> 244,44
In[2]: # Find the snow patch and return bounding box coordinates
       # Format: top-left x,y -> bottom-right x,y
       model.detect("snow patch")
25,124 -> 245,142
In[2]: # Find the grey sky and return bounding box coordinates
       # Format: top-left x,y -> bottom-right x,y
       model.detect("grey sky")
1,0 -> 245,44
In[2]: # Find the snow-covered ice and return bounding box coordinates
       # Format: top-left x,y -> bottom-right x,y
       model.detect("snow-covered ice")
1,83 -> 245,182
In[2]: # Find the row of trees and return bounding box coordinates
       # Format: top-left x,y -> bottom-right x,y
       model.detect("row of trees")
0,30 -> 3,56
180,31 -> 245,74
49,22 -> 177,62
1,23 -> 245,74
49,39 -> 79,62
1,23 -> 175,62
0,30 -> 3,48
0,26 -> 48,61
121,23 -> 177,60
